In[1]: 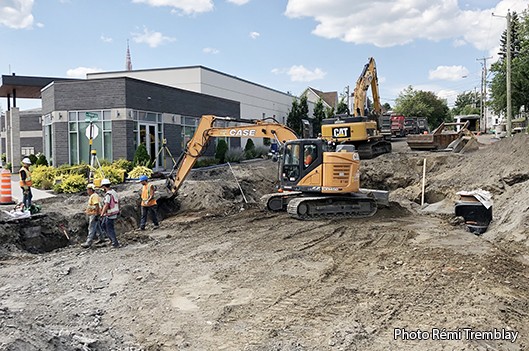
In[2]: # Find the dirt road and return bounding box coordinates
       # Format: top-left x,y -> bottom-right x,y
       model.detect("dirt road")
1,135 -> 529,350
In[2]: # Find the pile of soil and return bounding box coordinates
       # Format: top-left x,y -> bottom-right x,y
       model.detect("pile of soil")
0,137 -> 529,350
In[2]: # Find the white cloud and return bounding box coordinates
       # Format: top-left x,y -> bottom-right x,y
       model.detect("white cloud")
132,0 -> 213,15
227,0 -> 250,4
453,39 -> 466,47
203,47 -> 219,54
287,65 -> 326,82
0,0 -> 34,29
132,27 -> 176,48
66,67 -> 103,79
284,0 -> 528,52
429,65 -> 470,81
101,35 -> 113,43
249,31 -> 260,39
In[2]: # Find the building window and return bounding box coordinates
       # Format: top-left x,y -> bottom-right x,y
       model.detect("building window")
68,110 -> 112,164
181,116 -> 198,150
21,147 -> 34,156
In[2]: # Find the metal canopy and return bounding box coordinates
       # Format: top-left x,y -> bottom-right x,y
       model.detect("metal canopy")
0,74 -> 73,99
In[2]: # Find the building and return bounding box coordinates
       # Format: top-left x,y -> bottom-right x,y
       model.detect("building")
88,66 -> 297,125
1,66 -> 309,170
301,87 -> 338,112
40,76 -> 240,167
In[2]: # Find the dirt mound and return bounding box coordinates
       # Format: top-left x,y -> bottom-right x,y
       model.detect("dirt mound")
1,143 -> 529,350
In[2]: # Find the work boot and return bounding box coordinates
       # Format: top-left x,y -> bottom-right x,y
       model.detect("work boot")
94,238 -> 107,245
81,240 -> 92,248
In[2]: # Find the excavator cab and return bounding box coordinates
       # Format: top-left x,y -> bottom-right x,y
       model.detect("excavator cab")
280,139 -> 325,190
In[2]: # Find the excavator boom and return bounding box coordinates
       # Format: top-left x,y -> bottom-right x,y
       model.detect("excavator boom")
168,115 -> 298,194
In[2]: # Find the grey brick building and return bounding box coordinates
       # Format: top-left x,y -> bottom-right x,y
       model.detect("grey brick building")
40,76 -> 240,167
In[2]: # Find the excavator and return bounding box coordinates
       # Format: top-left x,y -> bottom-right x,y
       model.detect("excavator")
320,57 -> 391,159
167,115 -> 389,220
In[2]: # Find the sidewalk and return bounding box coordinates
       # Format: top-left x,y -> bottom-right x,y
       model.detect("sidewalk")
8,174 -> 56,204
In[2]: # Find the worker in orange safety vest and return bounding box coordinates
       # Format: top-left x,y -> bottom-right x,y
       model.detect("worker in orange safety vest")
139,175 -> 159,230
19,158 -> 33,210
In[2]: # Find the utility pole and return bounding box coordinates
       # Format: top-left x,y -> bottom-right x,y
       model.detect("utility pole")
477,56 -> 492,133
493,10 -> 513,137
506,10 -> 512,137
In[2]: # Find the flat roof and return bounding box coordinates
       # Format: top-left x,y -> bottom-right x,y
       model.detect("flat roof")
0,74 -> 75,99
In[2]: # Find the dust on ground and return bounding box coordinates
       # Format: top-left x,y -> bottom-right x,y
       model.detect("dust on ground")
1,135 -> 529,351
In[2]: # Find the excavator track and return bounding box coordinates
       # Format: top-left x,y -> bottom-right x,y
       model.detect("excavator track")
260,191 -> 302,211
286,195 -> 377,220
357,140 -> 392,159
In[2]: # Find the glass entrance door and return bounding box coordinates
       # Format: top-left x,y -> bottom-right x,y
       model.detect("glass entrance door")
139,123 -> 158,168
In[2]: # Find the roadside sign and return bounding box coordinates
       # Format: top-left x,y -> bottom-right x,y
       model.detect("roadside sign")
85,112 -> 99,122
85,124 -> 99,140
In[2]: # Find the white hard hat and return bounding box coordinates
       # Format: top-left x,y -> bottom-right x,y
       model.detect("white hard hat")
86,184 -> 96,190
100,179 -> 111,186
22,157 -> 31,165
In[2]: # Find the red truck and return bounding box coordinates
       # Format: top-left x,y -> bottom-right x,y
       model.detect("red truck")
391,115 -> 406,137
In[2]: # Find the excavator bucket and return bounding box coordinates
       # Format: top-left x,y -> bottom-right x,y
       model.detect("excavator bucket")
359,188 -> 389,207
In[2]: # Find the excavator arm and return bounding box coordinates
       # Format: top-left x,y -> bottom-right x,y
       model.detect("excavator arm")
353,57 -> 382,117
167,115 -> 298,194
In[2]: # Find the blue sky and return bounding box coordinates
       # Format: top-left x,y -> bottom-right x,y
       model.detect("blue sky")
0,0 -> 527,111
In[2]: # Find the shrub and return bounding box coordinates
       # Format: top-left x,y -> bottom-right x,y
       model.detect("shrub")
31,165 -> 57,190
5,162 -> 12,172
254,146 -> 270,158
113,159 -> 133,172
263,138 -> 271,146
194,157 -> 219,168
54,173 -> 87,194
36,153 -> 48,166
68,163 -> 90,176
99,165 -> 125,184
215,139 -> 228,163
225,148 -> 245,163
129,165 -> 153,179
244,139 -> 256,159
28,154 -> 38,165
99,158 -> 112,167
133,144 -> 152,168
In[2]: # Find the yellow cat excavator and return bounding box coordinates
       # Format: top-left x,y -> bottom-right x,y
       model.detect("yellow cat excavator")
167,115 -> 388,220
321,57 -> 391,159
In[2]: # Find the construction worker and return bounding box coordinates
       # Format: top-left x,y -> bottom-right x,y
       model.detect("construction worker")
304,148 -> 314,167
139,175 -> 159,230
19,158 -> 33,210
100,179 -> 120,248
81,184 -> 106,248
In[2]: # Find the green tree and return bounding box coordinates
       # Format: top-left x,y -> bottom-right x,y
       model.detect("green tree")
325,106 -> 335,119
215,139 -> 228,163
28,154 -> 38,165
452,91 -> 480,116
489,10 -> 529,117
36,153 -> 48,167
133,143 -> 151,168
312,99 -> 326,136
394,86 -> 450,129
244,139 -> 255,159
336,96 -> 349,114
287,99 -> 302,135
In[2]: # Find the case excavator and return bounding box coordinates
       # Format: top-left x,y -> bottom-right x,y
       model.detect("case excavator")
321,57 -> 391,159
166,115 -> 389,220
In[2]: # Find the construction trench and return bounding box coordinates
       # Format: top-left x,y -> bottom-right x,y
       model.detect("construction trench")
1,136 -> 529,350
